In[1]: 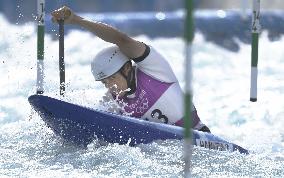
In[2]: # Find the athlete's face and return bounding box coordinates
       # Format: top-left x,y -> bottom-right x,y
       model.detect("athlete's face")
101,72 -> 128,97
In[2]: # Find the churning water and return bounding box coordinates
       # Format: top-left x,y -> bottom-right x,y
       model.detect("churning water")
0,13 -> 284,177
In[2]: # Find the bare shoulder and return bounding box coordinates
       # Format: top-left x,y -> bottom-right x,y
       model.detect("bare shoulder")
116,34 -> 146,59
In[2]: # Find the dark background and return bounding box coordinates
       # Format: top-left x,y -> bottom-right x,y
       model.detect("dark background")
1,0 -> 284,24
3,0 -> 185,23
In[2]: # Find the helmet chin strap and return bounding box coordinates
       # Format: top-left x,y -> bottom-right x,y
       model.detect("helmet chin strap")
120,64 -> 136,96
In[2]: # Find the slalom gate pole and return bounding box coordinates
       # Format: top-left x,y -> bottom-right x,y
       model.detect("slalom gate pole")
36,0 -> 45,94
184,0 -> 194,177
58,19 -> 65,96
250,0 -> 261,102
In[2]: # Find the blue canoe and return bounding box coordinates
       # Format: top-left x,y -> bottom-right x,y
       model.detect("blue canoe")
28,95 -> 249,154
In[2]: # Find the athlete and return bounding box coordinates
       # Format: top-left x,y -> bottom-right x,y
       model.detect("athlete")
51,6 -> 210,132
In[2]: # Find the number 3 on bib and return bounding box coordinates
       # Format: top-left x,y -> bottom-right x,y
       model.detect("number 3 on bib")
151,109 -> 168,124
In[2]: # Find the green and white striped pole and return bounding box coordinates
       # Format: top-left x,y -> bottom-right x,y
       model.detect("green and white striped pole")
184,0 -> 194,177
250,0 -> 261,102
36,0 -> 45,94
58,19 -> 65,96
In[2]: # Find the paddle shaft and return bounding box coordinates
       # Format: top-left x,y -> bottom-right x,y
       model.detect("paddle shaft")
58,19 -> 65,96
36,0 -> 45,94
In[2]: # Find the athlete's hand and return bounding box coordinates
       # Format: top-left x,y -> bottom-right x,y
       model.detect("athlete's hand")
51,6 -> 75,24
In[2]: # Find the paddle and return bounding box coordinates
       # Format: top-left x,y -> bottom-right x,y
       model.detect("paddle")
184,0 -> 194,176
58,19 -> 65,96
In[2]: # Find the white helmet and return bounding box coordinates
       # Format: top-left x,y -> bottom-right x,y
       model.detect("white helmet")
91,46 -> 129,81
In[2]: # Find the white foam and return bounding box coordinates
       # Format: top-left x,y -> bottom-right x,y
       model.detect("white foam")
0,16 -> 284,177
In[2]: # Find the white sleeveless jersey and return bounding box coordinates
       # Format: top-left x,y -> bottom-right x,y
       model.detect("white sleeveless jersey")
110,45 -> 202,128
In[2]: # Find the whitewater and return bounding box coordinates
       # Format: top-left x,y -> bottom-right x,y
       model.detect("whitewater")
0,13 -> 284,177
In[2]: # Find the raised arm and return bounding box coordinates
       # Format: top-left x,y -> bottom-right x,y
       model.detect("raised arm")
51,6 -> 146,59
